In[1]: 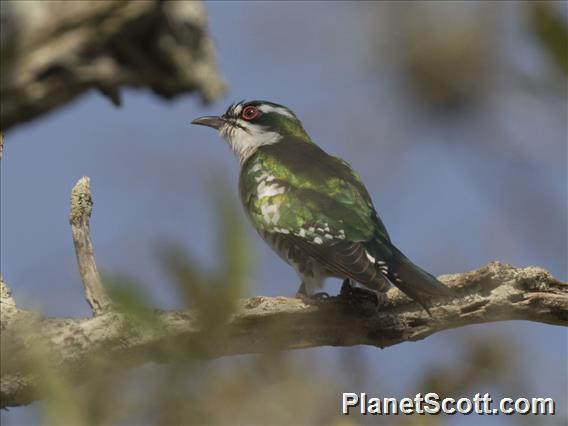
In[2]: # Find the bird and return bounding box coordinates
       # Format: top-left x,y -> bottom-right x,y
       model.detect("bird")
192,100 -> 452,312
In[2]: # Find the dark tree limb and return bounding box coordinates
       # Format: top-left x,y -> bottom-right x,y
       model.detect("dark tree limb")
0,0 -> 226,130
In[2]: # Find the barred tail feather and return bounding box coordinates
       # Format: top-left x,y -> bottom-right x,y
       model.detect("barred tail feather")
385,249 -> 453,313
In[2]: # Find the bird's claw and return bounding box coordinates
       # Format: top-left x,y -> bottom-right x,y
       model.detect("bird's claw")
313,291 -> 330,300
296,291 -> 331,305
338,279 -> 382,315
296,281 -> 383,315
340,279 -> 377,302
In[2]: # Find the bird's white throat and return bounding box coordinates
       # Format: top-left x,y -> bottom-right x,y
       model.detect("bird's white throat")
220,121 -> 282,164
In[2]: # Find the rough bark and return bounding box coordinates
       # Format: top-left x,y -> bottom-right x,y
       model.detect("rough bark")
1,262 -> 566,408
69,177 -> 112,315
0,0 -> 226,130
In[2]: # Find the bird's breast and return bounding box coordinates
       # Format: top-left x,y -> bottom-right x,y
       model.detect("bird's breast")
240,162 -> 291,227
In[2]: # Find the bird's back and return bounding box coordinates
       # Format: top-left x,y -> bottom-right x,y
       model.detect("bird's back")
239,138 -> 390,245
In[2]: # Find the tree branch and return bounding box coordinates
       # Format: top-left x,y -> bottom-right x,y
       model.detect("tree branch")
1,262 -> 566,408
1,176 -> 566,408
0,0 -> 226,130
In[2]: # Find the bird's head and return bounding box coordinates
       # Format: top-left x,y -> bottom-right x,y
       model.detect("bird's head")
192,100 -> 311,163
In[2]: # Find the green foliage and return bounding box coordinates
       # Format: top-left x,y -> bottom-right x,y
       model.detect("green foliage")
159,193 -> 250,330
530,2 -> 568,75
106,274 -> 158,330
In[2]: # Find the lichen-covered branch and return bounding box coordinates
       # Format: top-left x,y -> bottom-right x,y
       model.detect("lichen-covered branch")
1,262 -> 566,408
0,0 -> 226,130
69,177 -> 112,316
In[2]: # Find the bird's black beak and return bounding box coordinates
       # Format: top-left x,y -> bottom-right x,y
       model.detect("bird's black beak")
191,115 -> 226,130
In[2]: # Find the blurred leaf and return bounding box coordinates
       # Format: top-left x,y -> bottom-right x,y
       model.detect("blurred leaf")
104,273 -> 160,332
159,243 -> 208,309
415,334 -> 522,398
397,3 -> 491,110
531,1 -> 568,75
159,193 -> 250,333
215,186 -> 251,302
26,336 -> 84,425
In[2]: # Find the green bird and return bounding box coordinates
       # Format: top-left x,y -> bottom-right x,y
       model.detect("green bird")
192,100 -> 452,310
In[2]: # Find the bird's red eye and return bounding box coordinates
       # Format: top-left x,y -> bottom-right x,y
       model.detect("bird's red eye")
242,105 -> 259,121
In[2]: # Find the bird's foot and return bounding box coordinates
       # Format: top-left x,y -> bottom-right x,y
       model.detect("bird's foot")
295,282 -> 332,305
339,279 -> 378,302
338,279 -> 381,315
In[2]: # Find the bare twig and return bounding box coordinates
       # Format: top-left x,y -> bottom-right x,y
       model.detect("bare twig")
69,177 -> 112,315
0,262 -> 566,408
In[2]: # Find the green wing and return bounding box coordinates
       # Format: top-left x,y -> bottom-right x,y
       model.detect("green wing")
240,140 -> 390,244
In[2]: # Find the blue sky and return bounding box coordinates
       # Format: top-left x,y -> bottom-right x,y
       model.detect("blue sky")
1,2 -> 566,425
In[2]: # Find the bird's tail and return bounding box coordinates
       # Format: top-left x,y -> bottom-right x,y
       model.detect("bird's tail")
383,247 -> 453,313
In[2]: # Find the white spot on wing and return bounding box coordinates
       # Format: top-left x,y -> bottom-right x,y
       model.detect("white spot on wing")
273,227 -> 290,234
254,171 -> 269,182
261,201 -> 281,224
257,180 -> 286,198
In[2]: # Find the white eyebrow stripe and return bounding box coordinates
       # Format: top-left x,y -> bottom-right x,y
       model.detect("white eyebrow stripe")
233,104 -> 243,116
258,104 -> 294,118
